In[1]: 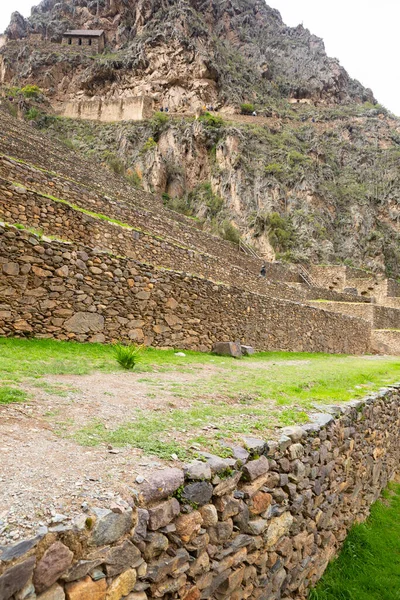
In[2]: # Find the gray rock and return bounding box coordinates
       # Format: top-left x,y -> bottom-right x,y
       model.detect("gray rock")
183,460 -> 212,481
229,446 -> 250,463
105,540 -> 142,577
213,471 -> 242,497
242,456 -> 269,481
90,508 -> 133,546
241,436 -> 268,455
146,548 -> 189,583
212,341 -> 242,358
182,482 -> 213,506
0,557 -> 36,600
139,468 -> 184,504
148,499 -> 180,530
279,435 -> 292,452
62,559 -> 102,583
198,453 -> 232,475
308,413 -> 334,428
132,508 -> 149,542
281,426 -> 306,442
241,345 -> 255,356
0,535 -> 42,562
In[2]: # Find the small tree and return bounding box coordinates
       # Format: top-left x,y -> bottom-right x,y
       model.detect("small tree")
240,103 -> 255,115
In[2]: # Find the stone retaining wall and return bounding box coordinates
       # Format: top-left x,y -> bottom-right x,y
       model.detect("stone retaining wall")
0,180 -> 371,307
308,301 -> 400,330
0,225 -> 370,353
1,386 -> 399,600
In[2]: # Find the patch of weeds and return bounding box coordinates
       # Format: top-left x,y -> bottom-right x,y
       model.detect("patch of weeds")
0,386 -> 27,404
114,344 -> 143,370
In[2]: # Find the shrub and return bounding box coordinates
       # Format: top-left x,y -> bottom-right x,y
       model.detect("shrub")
199,112 -> 224,128
107,155 -> 125,175
152,111 -> 169,126
114,344 -> 143,370
265,162 -> 285,176
21,85 -> 41,98
240,103 -> 255,115
221,220 -> 241,245
126,171 -> 142,188
141,137 -> 157,154
26,107 -> 40,121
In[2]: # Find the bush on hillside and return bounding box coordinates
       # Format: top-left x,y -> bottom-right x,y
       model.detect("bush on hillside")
240,103 -> 255,115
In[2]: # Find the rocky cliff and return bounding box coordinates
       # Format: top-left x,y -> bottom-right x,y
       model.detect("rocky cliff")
2,0 -> 400,275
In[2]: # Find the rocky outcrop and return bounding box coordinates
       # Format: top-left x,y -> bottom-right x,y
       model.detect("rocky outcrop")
2,0 -> 374,109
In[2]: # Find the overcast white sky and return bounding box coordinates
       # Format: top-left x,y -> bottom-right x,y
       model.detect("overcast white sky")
1,0 -> 399,115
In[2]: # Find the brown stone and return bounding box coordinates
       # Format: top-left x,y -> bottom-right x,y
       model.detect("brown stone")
106,569 -> 136,600
0,557 -> 36,600
242,456 -> 269,481
212,341 -> 242,358
182,586 -> 201,600
3,262 -> 19,276
148,498 -> 180,530
249,491 -> 272,515
105,540 -> 142,577
37,583 -> 65,600
66,575 -> 107,600
213,471 -> 242,497
34,542 -> 74,593
199,504 -> 218,527
265,513 -> 294,549
175,511 -> 203,542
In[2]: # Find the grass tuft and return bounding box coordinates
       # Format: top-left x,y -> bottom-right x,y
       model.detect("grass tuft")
114,344 -> 143,370
0,386 -> 27,404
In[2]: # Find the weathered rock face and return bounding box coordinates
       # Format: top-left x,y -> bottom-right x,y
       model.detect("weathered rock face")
0,388 -> 399,600
2,0 -> 374,109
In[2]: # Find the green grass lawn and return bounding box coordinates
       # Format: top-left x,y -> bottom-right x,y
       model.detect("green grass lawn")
1,337 -> 400,459
309,482 -> 400,600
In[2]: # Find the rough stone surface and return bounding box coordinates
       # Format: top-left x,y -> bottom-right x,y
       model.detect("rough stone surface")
183,461 -> 212,481
212,341 -> 242,358
139,469 -> 184,505
242,456 -> 269,481
65,576 -> 107,600
148,499 -> 180,531
182,482 -> 214,506
0,557 -> 36,600
64,312 -> 104,334
104,541 -> 142,577
33,542 -> 73,593
91,508 -> 133,546
106,569 -> 137,600
37,583 -> 65,600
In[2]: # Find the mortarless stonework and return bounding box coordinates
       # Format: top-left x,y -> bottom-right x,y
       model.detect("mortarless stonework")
0,387 -> 399,600
0,224 -> 370,353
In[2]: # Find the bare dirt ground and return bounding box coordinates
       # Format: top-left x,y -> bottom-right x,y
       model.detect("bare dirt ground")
0,365 -> 220,545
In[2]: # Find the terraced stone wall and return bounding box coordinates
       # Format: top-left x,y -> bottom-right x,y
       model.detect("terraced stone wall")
0,179 -> 371,307
0,225 -> 370,353
308,302 -> 400,330
0,387 -> 399,600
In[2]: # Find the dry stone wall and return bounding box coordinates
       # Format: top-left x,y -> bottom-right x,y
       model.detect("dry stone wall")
0,180 -> 371,307
308,301 -> 400,330
0,225 -> 370,353
1,387 -> 399,600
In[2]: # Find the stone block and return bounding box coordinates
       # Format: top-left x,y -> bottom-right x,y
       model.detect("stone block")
64,312 -> 104,334
184,460 -> 212,481
242,456 -> 269,481
138,468 -> 184,505
175,511 -> 203,542
90,508 -> 133,546
241,345 -> 255,356
148,498 -> 180,530
0,557 -> 36,600
199,504 -> 218,527
33,542 -> 73,593
37,584 -> 65,600
182,482 -> 213,506
106,569 -> 137,600
146,549 -> 190,583
105,541 -> 142,577
212,341 -> 242,358
265,513 -> 294,549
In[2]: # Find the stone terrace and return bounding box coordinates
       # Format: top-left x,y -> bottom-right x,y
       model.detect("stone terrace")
1,106 -> 400,353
